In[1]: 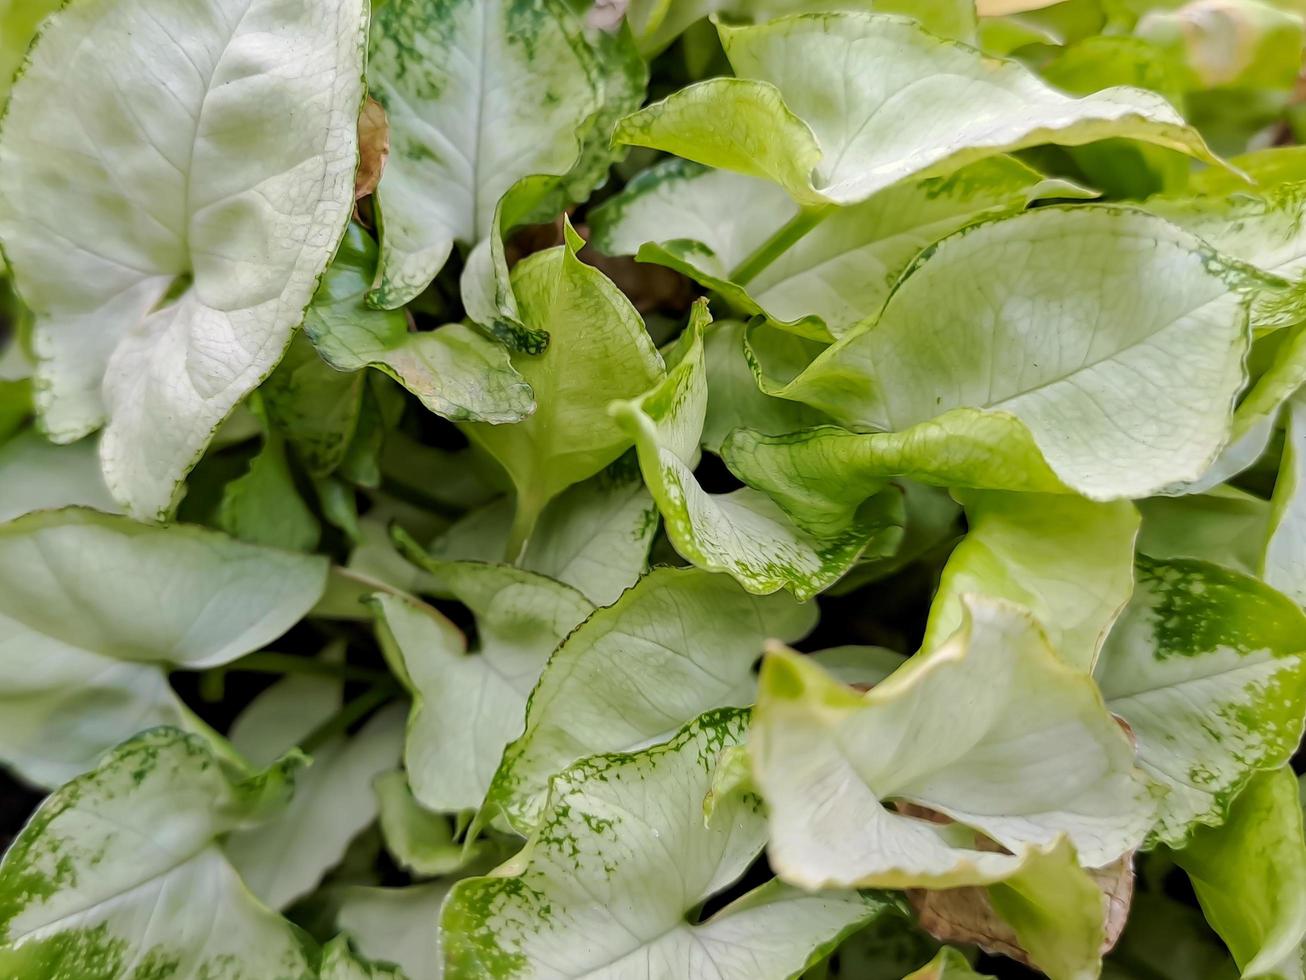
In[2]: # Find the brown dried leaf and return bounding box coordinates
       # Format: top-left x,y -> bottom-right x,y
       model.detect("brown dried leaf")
355,98 -> 390,202
897,803 -> 1133,970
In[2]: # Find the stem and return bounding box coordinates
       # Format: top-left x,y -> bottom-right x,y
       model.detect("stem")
728,205 -> 832,286
227,651 -> 390,685
300,683 -> 400,755
505,488 -> 548,564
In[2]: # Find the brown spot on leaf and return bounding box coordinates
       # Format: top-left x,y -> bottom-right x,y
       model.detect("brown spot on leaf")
355,98 -> 390,202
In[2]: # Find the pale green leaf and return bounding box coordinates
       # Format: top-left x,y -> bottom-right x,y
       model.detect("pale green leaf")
1136,0 -> 1305,92
486,565 -> 816,831
304,224 -> 533,424
462,226 -> 664,556
225,674 -> 406,910
367,0 -> 643,309
375,769 -> 491,878
1137,486 -> 1272,575
590,156 -> 1088,339
612,303 -> 905,599
615,12 -> 1217,207
0,431 -> 117,523
807,646 -> 907,688
0,729 -> 312,979
904,947 -> 994,979
752,596 -> 1153,889
725,207 -> 1263,508
1266,391 -> 1306,605
0,508 -> 326,787
261,333 -> 366,479
1095,555 -> 1306,846
0,0 -> 369,519
337,884 -> 449,980
923,490 -> 1139,671
0,0 -> 61,105
370,562 -> 594,812
445,709 -> 892,979
323,936 -> 407,980
1173,766 -> 1306,979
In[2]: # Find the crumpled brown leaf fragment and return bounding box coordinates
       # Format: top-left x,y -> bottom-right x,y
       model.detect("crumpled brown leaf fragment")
355,98 -> 390,202
897,803 -> 1133,971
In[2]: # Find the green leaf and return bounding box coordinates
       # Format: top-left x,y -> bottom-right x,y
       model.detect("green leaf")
304,224 -> 534,424
1266,391 -> 1306,605
462,225 -> 664,556
1137,486 -> 1271,575
1094,555 -> 1306,847
1173,766 -> 1306,979
366,0 -> 644,309
0,728 -> 312,979
224,674 -> 405,910
322,936 -> 407,980
614,12 -> 1218,207
218,430 -> 323,553
923,490 -> 1139,671
0,508 -> 326,787
261,333 -> 367,479
445,709 -> 893,980
0,0 -> 370,519
0,0 -> 60,106
337,884 -> 449,980
612,302 -> 905,599
1136,0 -> 1305,92
375,769 -> 492,877
430,455 -> 657,606
751,596 -> 1152,889
725,207 -> 1265,509
986,839 -> 1108,980
370,561 -> 594,812
486,565 -> 816,831
0,432 -> 118,523
590,156 -> 1088,339
904,947 -> 995,979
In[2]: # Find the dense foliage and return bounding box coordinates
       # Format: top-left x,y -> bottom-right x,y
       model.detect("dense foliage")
2,0 -> 1306,977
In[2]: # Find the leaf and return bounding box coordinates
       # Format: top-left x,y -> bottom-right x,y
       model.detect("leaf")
1094,555 -> 1306,847
462,224 -> 664,554
366,0 -> 644,309
701,320 -> 827,455
323,937 -> 407,980
1172,766 -> 1306,979
751,596 -> 1153,889
589,156 -> 1088,339
1137,486 -> 1271,575
1136,0 -> 1305,92
923,490 -> 1139,671
0,432 -> 118,523
0,729 -> 312,979
1266,391 -> 1306,605
356,98 -> 391,202
218,430 -> 323,553
225,674 -> 406,910
611,302 -> 906,599
444,709 -> 894,980
303,224 -> 534,424
903,947 -> 995,979
337,884 -> 449,980
0,0 -> 60,106
429,454 -> 657,606
614,12 -> 1218,207
370,561 -> 594,812
375,769 -> 491,877
0,508 -> 326,787
0,0 -> 370,519
486,565 -> 816,831
724,207 -> 1265,510
261,333 -> 367,479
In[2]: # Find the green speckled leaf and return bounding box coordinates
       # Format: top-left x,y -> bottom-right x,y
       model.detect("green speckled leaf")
611,302 -> 905,599
752,596 -> 1153,889
487,565 -> 816,832
1095,555 -> 1306,847
0,728 -> 312,980
367,0 -> 644,310
445,709 -> 893,979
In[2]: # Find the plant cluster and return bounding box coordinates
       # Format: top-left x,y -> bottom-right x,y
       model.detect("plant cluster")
2,0 -> 1306,978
